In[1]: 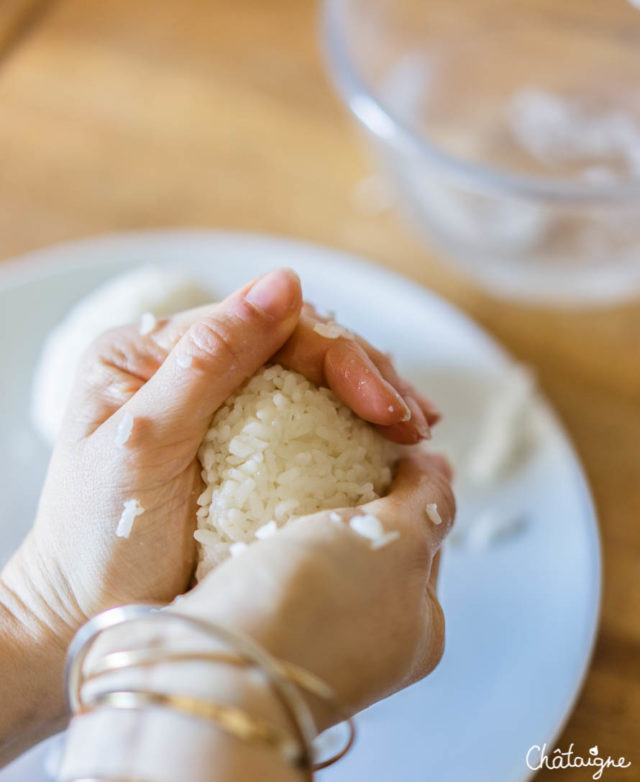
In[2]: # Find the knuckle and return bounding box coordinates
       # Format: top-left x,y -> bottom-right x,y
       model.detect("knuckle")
425,469 -> 456,531
80,325 -> 153,379
79,326 -> 128,367
188,317 -> 243,366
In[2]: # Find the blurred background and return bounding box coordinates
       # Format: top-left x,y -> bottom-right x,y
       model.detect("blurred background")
0,0 -> 638,778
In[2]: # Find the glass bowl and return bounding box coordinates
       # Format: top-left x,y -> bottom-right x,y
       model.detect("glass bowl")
322,0 -> 640,304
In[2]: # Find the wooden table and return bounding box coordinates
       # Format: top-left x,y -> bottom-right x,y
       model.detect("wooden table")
0,1 -> 638,778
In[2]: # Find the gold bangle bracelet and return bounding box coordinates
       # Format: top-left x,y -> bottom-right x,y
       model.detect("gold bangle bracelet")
83,689 -> 301,765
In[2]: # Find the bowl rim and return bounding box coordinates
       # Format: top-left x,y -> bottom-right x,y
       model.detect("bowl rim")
320,0 -> 640,204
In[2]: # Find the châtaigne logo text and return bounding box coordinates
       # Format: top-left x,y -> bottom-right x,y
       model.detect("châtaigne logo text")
526,743 -> 631,779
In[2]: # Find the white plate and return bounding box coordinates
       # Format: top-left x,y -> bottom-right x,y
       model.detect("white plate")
0,231 -> 601,782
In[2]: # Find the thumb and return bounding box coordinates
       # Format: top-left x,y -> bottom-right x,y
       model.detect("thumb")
114,268 -> 302,446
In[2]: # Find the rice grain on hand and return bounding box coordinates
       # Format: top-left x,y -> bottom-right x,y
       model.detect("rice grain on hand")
349,513 -> 400,550
115,411 -> 134,446
195,365 -> 401,578
313,321 -> 354,339
425,503 -> 443,526
116,498 -> 145,538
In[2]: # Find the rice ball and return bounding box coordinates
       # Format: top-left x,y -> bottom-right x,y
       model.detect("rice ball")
31,266 -> 213,445
195,365 -> 401,578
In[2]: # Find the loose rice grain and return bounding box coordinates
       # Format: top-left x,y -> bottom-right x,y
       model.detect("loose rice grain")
139,312 -> 158,336
115,411 -> 134,446
116,498 -> 144,538
425,503 -> 443,526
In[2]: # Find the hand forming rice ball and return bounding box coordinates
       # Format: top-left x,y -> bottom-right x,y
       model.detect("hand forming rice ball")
195,364 -> 402,578
31,265 -> 213,444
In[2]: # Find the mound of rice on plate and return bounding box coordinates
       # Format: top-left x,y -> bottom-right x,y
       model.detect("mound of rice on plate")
195,365 -> 401,578
31,265 -> 212,445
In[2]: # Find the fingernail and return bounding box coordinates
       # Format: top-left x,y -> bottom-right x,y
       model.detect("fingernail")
398,394 -> 411,423
417,421 -> 431,439
387,383 -> 411,423
416,392 -> 442,425
245,268 -> 301,319
406,396 -> 431,439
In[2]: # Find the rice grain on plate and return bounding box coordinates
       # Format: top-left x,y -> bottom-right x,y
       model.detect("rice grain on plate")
196,365 -> 400,578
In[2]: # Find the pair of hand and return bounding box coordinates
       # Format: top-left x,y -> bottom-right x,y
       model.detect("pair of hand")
0,268 -> 453,752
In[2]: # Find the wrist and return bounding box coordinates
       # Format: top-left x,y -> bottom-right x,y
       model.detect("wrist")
0,569 -> 69,764
187,602 -> 342,734
0,533 -> 81,648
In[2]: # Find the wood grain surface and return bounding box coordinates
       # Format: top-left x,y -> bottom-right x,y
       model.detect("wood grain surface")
0,1 -> 638,778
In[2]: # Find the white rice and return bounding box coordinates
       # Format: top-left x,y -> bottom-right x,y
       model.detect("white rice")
313,321 -> 353,340
349,513 -> 400,550
370,530 -> 400,550
460,510 -> 528,551
255,520 -> 278,540
195,365 -> 400,578
425,502 -> 443,526
466,364 -> 536,486
139,311 -> 158,335
229,541 -> 249,557
116,498 -> 145,538
31,266 -> 213,445
349,513 -> 384,539
115,410 -> 134,446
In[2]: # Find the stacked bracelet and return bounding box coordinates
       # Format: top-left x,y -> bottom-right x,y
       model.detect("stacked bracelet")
64,605 -> 356,780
